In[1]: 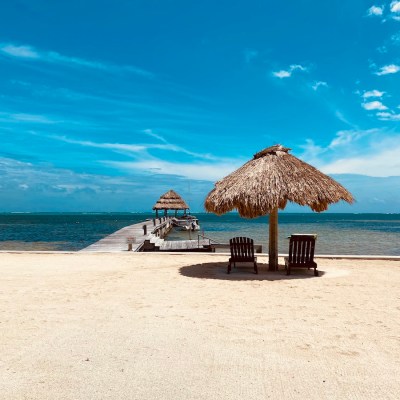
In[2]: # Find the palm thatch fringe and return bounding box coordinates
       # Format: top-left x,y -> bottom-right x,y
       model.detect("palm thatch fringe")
205,144 -> 354,217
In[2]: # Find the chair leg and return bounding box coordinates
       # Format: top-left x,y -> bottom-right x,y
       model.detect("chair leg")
227,262 -> 231,274
254,262 -> 258,274
314,268 -> 318,277
286,266 -> 291,275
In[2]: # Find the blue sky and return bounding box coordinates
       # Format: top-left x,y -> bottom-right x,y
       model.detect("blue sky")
0,0 -> 399,212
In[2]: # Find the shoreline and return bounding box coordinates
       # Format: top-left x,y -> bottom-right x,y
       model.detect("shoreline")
1,250 -> 399,261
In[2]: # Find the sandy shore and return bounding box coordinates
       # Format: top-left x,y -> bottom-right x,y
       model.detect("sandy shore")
1,253 -> 399,399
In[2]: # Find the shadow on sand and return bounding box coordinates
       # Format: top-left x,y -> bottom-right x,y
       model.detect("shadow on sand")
179,262 -> 324,281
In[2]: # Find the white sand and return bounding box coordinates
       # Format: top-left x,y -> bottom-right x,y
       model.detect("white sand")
1,253 -> 399,399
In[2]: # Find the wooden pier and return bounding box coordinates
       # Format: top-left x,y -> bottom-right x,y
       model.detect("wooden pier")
80,217 -> 211,253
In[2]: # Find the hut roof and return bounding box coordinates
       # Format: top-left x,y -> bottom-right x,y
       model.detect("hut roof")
152,190 -> 190,210
205,144 -> 354,217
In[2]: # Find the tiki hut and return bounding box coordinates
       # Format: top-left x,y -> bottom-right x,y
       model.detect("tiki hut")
153,190 -> 190,217
205,144 -> 354,270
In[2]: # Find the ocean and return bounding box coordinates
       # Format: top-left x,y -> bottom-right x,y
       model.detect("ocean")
0,213 -> 399,255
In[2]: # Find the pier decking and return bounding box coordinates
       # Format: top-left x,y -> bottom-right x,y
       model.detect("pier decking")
81,217 -> 210,252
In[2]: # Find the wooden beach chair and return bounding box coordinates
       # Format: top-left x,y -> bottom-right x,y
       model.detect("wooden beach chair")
284,234 -> 318,276
228,237 -> 258,274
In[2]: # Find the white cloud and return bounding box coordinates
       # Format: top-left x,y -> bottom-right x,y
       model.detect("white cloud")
143,128 -> 168,143
328,129 -> 370,149
0,44 -> 39,58
312,81 -> 328,91
328,131 -> 354,148
0,112 -> 55,124
0,156 -> 142,194
290,64 -> 307,72
298,139 -> 326,165
53,136 -> 147,152
335,111 -> 355,127
362,101 -> 387,110
300,131 -> 400,177
320,145 -> 400,177
375,64 -> 400,75
362,90 -> 384,98
391,1 -> 400,13
0,42 -> 153,77
376,111 -> 400,120
367,5 -> 384,16
272,64 -> 307,79
49,133 -> 217,160
273,70 -> 291,78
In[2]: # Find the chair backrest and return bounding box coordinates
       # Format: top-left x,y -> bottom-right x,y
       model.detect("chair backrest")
230,237 -> 255,260
288,234 -> 316,265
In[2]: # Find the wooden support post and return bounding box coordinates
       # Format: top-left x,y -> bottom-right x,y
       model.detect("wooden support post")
268,208 -> 278,271
143,224 -> 147,235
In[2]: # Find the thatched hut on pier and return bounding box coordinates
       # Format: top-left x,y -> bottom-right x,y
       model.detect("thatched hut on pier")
205,144 -> 354,270
153,190 -> 190,217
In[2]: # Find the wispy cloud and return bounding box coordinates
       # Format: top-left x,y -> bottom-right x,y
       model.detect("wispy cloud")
44,131 -> 242,181
272,64 -> 307,79
0,42 -> 154,77
375,64 -> 400,75
391,32 -> 400,44
105,159 -> 241,181
320,145 -> 400,177
143,128 -> 168,143
48,132 -> 217,160
53,136 -> 147,153
362,100 -> 387,110
0,44 -> 39,58
299,129 -> 399,177
328,129 -> 369,149
367,5 -> 385,16
376,111 -> 400,120
362,89 -> 385,98
377,45 -> 388,53
311,81 -> 328,91
335,111 -> 356,127
243,48 -> 258,64
0,112 -> 56,124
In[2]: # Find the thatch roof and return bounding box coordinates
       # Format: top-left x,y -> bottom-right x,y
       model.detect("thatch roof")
205,144 -> 354,217
153,190 -> 189,210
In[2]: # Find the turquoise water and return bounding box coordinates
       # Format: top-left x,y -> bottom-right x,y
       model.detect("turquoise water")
0,213 -> 399,255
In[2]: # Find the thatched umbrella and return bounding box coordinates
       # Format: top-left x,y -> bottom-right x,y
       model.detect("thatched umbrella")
153,189 -> 190,217
205,145 -> 354,270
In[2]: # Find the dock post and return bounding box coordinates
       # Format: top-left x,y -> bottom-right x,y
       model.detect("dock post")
126,236 -> 135,251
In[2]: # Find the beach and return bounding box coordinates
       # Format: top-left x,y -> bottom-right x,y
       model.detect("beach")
1,252 -> 400,399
